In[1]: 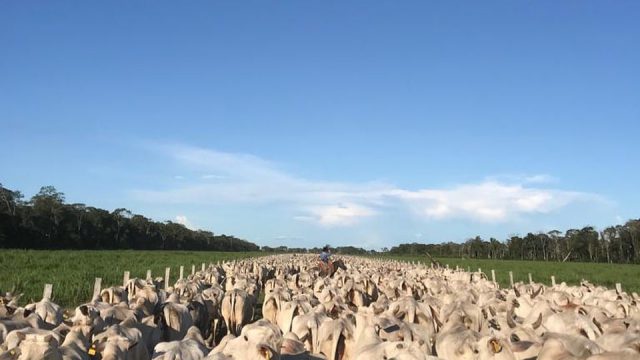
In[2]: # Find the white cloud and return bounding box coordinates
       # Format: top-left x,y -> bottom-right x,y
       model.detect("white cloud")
390,182 -> 587,222
175,215 -> 195,230
303,203 -> 377,227
131,145 -> 602,226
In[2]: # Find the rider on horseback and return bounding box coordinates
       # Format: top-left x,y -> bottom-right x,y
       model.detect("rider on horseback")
320,245 -> 332,265
317,245 -> 345,277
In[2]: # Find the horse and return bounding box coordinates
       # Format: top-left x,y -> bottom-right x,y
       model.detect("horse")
314,258 -> 347,277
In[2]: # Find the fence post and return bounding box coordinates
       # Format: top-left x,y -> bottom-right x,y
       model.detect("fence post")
202,263 -> 206,272
509,271 -> 514,287
528,273 -> 533,285
123,271 -> 130,286
491,269 -> 496,284
93,278 -> 102,300
146,270 -> 152,281
551,275 -> 556,287
179,266 -> 184,280
165,267 -> 171,289
192,265 -> 195,275
43,284 -> 53,300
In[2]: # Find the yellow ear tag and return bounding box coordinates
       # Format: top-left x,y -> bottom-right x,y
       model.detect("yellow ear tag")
88,347 -> 96,355
9,350 -> 15,355
490,339 -> 502,353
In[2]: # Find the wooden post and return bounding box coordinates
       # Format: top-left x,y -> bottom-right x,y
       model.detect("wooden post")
491,269 -> 496,284
509,271 -> 514,287
528,273 -> 533,285
179,266 -> 184,280
551,276 -> 556,287
164,267 -> 171,289
616,283 -> 622,294
93,278 -> 102,299
446,264 -> 449,269
201,263 -> 205,272
192,265 -> 195,275
43,284 -> 53,300
123,271 -> 130,286
146,270 -> 152,280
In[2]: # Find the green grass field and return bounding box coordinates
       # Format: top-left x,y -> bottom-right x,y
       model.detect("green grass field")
2,250 -> 639,309
0,250 -> 261,308
384,255 -> 640,294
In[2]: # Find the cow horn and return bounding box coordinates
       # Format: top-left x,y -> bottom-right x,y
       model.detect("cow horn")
531,285 -> 543,299
531,313 -> 543,329
507,309 -> 517,328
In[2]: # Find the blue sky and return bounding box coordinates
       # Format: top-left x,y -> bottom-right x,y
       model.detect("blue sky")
1,1 -> 638,249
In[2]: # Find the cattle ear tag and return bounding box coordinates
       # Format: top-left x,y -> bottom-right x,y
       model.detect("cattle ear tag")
88,344 -> 97,356
490,339 -> 502,353
259,345 -> 272,360
9,350 -> 15,355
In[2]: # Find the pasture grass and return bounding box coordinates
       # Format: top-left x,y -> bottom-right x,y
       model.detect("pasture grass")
3,250 -> 639,309
382,255 -> 640,294
0,249 -> 261,308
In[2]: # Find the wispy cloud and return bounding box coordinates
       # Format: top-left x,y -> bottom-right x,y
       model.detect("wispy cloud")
201,174 -> 225,180
131,144 -> 603,226
485,173 -> 557,185
302,203 -> 377,227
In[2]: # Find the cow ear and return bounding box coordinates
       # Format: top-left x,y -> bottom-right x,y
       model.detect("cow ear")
80,305 -> 89,316
510,340 -> 533,352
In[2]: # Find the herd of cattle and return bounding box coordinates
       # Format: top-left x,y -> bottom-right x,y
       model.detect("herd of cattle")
1,254 -> 640,359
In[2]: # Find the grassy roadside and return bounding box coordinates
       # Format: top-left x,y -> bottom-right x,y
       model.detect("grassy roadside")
0,249 -> 262,307
380,254 -> 640,294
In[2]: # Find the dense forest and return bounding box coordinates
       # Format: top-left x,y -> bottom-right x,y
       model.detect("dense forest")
0,184 -> 259,251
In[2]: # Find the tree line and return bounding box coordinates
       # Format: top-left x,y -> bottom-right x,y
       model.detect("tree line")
388,220 -> 640,264
0,184 -> 259,251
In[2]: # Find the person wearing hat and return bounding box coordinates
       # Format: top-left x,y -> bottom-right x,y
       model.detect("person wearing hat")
319,245 -> 331,264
